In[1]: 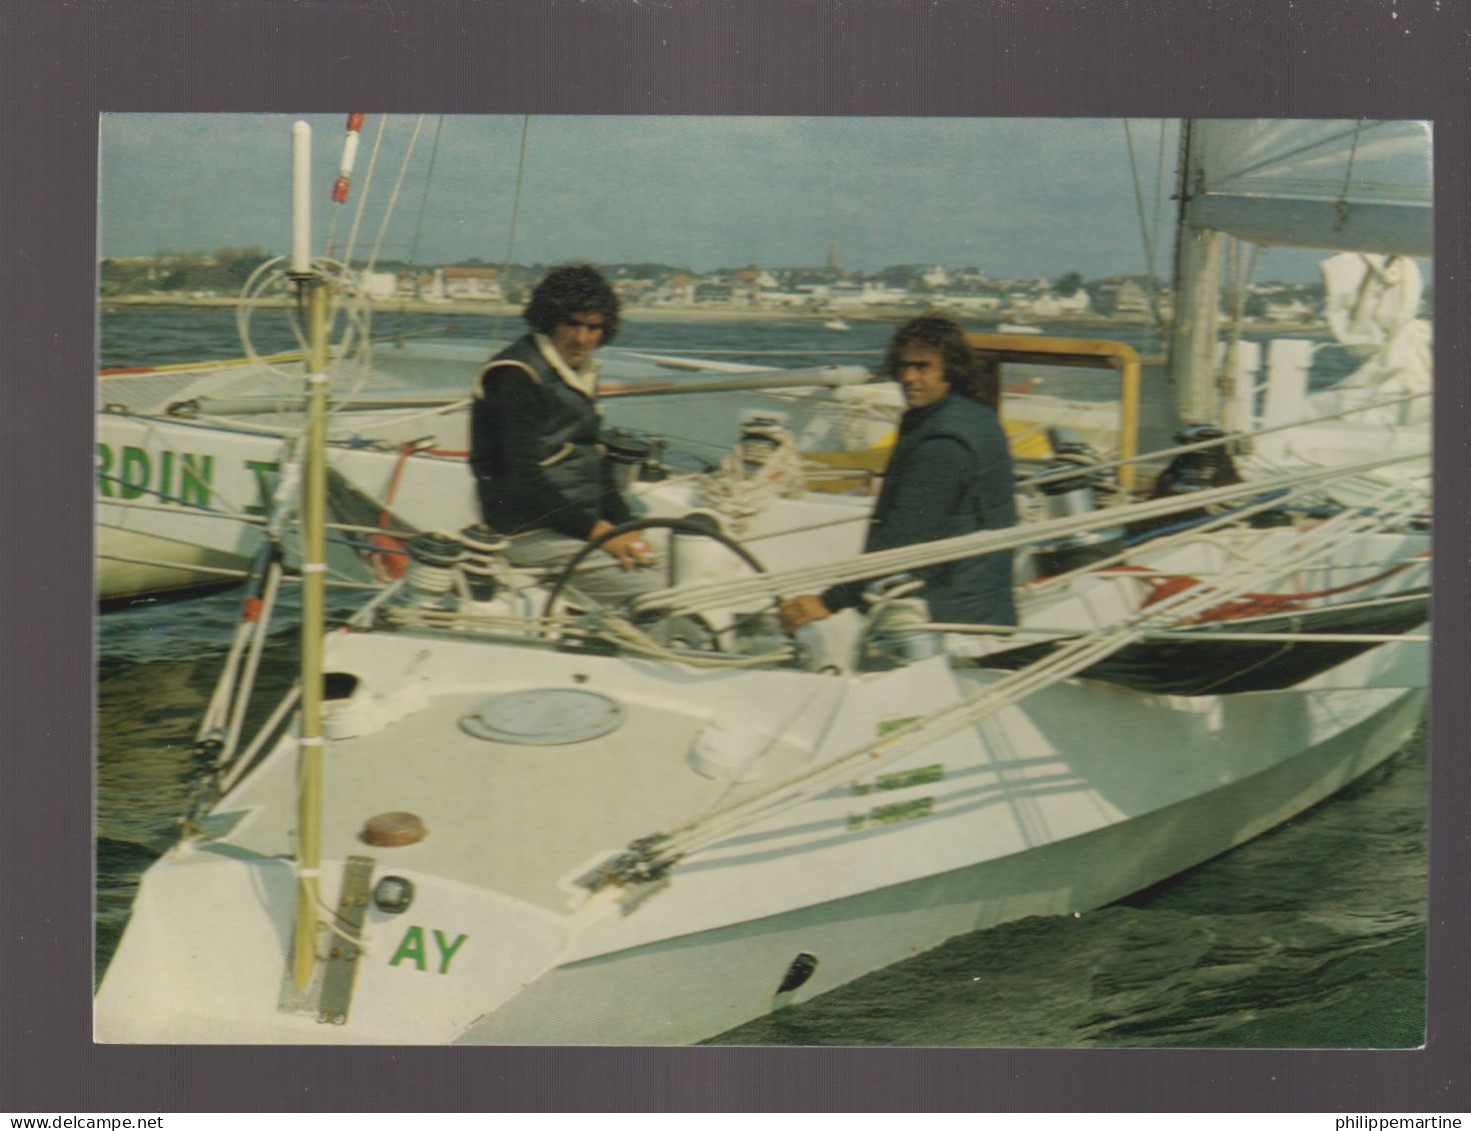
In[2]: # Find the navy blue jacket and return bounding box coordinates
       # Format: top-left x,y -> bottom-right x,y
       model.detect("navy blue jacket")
824,391 -> 1017,625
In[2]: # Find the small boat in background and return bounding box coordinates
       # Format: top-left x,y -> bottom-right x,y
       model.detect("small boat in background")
822,316 -> 851,331
997,322 -> 1043,335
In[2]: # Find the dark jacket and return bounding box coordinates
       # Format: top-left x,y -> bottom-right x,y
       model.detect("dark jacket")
824,391 -> 1017,625
470,335 -> 633,538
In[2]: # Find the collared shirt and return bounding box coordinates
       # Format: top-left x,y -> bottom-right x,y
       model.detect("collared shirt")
532,332 -> 600,400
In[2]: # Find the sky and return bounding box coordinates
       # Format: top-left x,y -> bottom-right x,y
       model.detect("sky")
99,114 -> 1350,283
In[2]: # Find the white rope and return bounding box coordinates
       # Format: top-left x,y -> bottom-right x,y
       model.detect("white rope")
648,490 -> 1420,864
697,422 -> 808,530
230,256 -> 376,403
325,398 -> 472,434
635,449 -> 1429,619
644,477 -> 1422,866
381,604 -> 796,669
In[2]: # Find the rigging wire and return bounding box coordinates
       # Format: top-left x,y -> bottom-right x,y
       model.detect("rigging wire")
633,449 -> 1429,618
336,115 -> 389,283
364,115 -> 428,278
1333,120 -> 1366,231
395,115 -> 448,339
321,116 -> 391,377
494,115 -> 533,344
1123,119 -> 1167,349
1151,121 -> 1170,355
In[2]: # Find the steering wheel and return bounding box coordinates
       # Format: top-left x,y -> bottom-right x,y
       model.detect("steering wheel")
541,516 -> 770,647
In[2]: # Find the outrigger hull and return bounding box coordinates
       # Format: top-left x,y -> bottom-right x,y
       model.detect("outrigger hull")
96,410 -> 479,599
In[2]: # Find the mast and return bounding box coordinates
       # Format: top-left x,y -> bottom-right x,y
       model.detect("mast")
289,120 -> 330,993
1165,118 -> 1433,428
1166,119 -> 1224,426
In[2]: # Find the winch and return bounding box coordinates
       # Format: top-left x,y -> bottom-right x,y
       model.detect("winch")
603,428 -> 664,490
457,523 -> 509,602
1128,423 -> 1248,538
857,574 -> 941,671
1150,423 -> 1241,498
399,532 -> 467,609
1028,432 -> 1125,576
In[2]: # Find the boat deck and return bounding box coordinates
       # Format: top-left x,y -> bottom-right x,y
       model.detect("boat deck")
220,640 -> 828,916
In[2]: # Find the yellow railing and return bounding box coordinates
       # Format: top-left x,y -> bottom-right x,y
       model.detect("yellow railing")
966,332 -> 1142,493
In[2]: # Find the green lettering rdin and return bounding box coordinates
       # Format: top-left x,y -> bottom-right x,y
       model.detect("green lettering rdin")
244,459 -> 279,516
389,925 -> 428,971
433,930 -> 468,974
179,453 -> 214,507
119,446 -> 151,500
96,443 -> 114,498
158,449 -> 175,501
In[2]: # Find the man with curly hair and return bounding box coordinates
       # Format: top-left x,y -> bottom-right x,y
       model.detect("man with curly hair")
470,264 -> 661,605
779,313 -> 1017,630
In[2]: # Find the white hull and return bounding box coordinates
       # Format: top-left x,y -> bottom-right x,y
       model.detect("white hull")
98,522 -> 255,601
96,411 -> 479,599
96,515 -> 1428,1045
466,683 -> 1424,1045
95,374 -> 1120,600
95,667 -> 1426,1045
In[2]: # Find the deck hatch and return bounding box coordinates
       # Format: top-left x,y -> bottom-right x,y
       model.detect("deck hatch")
459,688 -> 626,745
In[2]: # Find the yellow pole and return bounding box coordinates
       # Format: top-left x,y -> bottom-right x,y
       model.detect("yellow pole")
291,273 -> 331,991
1116,353 -> 1140,494
966,332 -> 1143,493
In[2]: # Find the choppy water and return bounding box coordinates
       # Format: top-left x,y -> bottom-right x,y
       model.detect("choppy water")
95,306 -> 1426,1047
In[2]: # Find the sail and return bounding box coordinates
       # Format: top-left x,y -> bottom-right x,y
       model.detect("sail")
1182,120 -> 1432,257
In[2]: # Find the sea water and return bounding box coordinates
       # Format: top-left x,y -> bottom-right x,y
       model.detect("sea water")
95,306 -> 1427,1047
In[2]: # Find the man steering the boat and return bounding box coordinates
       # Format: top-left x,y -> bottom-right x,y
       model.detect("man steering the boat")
470,264 -> 661,605
779,313 -> 1018,631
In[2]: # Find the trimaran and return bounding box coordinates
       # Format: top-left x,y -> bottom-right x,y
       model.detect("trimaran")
94,117 -> 1432,1044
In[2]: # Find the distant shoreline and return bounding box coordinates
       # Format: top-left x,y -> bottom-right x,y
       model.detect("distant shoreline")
98,294 -> 1328,336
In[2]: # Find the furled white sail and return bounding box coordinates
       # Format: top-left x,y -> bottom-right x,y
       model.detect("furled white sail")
1182,120 -> 1432,257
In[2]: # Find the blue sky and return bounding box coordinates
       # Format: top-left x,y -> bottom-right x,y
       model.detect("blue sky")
99,114 -> 1336,282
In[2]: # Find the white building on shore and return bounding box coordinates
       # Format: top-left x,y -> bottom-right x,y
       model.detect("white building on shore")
440,267 -> 504,302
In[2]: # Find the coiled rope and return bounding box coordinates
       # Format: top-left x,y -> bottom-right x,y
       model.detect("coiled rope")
698,421 -> 808,529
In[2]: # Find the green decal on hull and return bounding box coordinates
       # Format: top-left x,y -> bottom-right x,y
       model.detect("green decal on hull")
390,926 -> 428,971
848,796 -> 935,831
390,925 -> 469,974
95,441 -> 217,506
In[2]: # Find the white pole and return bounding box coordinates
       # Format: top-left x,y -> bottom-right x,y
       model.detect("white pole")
291,122 -> 312,274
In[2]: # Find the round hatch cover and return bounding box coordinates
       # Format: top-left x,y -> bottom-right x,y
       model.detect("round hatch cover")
459,688 -> 625,745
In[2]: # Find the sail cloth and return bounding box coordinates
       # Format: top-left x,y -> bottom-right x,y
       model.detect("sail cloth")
1182,120 -> 1432,257
1320,251 -> 1425,346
